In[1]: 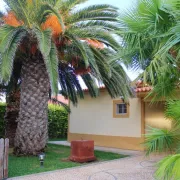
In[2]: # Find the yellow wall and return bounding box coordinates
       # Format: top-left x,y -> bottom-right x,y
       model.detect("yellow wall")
145,102 -> 172,130
68,91 -> 144,150
69,91 -> 142,137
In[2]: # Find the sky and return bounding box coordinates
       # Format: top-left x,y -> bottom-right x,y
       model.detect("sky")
0,0 -> 140,80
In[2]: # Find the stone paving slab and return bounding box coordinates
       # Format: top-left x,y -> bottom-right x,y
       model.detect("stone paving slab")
9,154 -> 163,180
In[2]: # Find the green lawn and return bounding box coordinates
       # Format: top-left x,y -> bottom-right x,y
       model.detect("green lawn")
9,144 -> 127,178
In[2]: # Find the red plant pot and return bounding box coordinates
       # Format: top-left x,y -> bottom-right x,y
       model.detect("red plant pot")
69,140 -> 96,163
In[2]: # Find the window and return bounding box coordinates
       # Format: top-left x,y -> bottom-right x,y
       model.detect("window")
116,104 -> 127,114
113,100 -> 129,118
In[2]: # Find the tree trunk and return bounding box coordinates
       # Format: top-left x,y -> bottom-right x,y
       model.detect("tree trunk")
4,90 -> 20,148
14,57 -> 50,155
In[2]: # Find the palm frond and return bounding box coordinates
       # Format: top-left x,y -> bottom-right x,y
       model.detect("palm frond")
33,28 -> 52,57
90,47 -> 111,78
145,66 -> 179,101
0,26 -> 26,82
65,33 -> 89,67
155,154 -> 180,180
67,4 -> 119,24
55,0 -> 87,13
144,126 -> 176,156
74,21 -> 120,31
81,73 -> 99,97
156,21 -> 180,60
45,42 -> 59,95
4,0 -> 32,27
67,28 -> 120,50
165,100 -> 180,125
58,64 -> 84,105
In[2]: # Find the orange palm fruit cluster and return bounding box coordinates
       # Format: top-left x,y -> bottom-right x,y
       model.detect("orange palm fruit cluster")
41,15 -> 63,37
86,39 -> 104,49
3,12 -> 22,27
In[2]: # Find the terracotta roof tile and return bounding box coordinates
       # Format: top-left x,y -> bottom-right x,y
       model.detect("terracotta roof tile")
135,80 -> 152,93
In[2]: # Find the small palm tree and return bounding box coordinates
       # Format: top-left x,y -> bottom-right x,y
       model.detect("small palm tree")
117,0 -> 179,92
144,101 -> 180,180
0,0 -> 132,155
117,0 -> 180,179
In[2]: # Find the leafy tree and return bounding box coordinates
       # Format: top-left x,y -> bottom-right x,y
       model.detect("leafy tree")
0,0 -> 132,155
118,0 -> 180,179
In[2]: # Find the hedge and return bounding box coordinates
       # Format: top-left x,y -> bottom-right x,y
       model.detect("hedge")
48,104 -> 68,139
0,103 -> 68,139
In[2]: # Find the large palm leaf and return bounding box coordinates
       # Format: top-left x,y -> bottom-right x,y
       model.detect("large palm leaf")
117,0 -> 179,95
144,126 -> 177,156
155,154 -> 180,180
0,0 -> 132,105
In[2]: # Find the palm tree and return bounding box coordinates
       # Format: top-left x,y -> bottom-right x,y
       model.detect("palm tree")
0,0 -> 132,155
144,101 -> 180,180
117,0 -> 180,179
117,0 -> 179,91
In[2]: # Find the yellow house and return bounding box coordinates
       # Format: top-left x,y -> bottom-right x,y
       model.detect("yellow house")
68,82 -> 172,151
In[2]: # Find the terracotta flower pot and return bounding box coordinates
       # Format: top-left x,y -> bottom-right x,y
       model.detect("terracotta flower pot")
69,140 -> 96,163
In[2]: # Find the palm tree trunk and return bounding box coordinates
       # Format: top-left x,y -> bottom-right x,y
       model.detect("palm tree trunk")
4,90 -> 20,147
14,57 -> 50,155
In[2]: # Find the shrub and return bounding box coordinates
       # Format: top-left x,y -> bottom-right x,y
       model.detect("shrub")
48,104 -> 68,139
0,103 -> 68,139
0,103 -> 6,138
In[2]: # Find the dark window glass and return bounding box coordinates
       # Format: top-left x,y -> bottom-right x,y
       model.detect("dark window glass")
116,104 -> 127,114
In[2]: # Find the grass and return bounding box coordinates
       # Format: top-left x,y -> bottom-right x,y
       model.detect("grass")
9,144 -> 127,178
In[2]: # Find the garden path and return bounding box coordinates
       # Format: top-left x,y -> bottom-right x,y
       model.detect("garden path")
9,142 -> 164,180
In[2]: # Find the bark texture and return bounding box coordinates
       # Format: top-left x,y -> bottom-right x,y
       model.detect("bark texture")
4,90 -> 20,147
14,57 -> 50,155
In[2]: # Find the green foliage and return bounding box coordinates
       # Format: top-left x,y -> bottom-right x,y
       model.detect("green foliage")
48,104 -> 68,139
118,0 -> 180,100
0,103 -> 6,138
143,101 -> 180,180
165,100 -> 180,123
119,1 -> 180,179
144,101 -> 180,157
0,103 -> 68,139
155,154 -> 180,180
0,26 -> 27,82
144,101 -> 180,180
144,127 -> 176,156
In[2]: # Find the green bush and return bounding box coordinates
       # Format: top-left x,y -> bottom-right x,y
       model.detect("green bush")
0,103 -> 6,138
48,104 -> 68,139
0,103 -> 68,139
